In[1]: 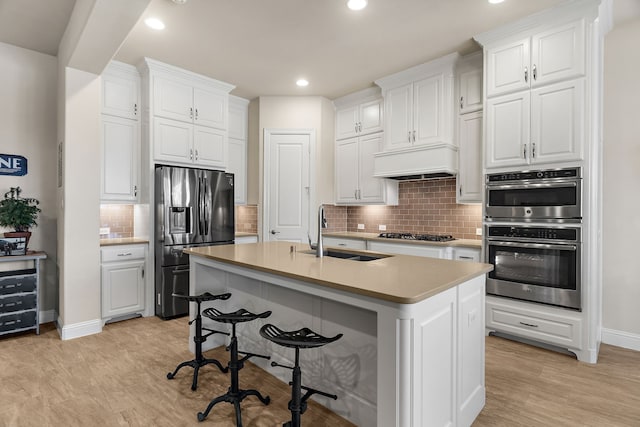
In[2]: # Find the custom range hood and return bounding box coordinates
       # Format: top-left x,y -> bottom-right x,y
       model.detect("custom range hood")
373,143 -> 458,180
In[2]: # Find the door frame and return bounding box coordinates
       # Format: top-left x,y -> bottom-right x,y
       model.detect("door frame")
262,128 -> 317,242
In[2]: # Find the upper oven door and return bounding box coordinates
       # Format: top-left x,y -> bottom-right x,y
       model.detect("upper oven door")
485,179 -> 581,220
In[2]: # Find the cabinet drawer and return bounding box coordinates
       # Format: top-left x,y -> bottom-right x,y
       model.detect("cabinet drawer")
101,245 -> 146,262
323,237 -> 366,250
0,293 -> 37,313
486,299 -> 582,349
0,271 -> 37,295
0,310 -> 36,332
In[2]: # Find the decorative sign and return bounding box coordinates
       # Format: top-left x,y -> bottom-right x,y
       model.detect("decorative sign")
0,154 -> 28,176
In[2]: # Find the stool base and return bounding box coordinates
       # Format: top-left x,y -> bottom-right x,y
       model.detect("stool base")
167,357 -> 228,391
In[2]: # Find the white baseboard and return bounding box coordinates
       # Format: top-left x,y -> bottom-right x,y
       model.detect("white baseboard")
601,328 -> 640,352
39,309 -> 55,324
56,316 -> 103,341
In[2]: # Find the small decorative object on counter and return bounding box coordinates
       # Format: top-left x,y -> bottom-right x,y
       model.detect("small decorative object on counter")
0,187 -> 40,254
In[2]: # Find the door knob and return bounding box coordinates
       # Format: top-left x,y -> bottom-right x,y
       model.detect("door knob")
270,230 -> 280,235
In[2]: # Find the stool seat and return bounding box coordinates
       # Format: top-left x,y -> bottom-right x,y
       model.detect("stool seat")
260,324 -> 342,349
173,292 -> 231,304
203,307 -> 272,324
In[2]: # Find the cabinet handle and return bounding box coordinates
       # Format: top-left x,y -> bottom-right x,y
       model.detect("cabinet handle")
532,142 -> 536,158
357,189 -> 361,199
354,189 -> 358,199
355,123 -> 358,133
134,103 -> 137,116
407,131 -> 411,142
190,107 -> 193,119
190,149 -> 194,160
524,66 -> 528,83
358,122 -> 362,132
523,143 -> 527,159
117,252 -> 133,257
460,96 -> 464,110
458,256 -> 474,260
141,267 -> 145,279
195,108 -> 199,120
134,185 -> 137,197
533,64 -> 537,81
459,186 -> 462,196
412,130 -> 416,142
338,243 -> 347,246
519,321 -> 539,328
195,149 -> 199,161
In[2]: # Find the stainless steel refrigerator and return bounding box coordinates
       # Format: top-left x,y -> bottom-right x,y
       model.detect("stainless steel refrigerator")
154,165 -> 234,319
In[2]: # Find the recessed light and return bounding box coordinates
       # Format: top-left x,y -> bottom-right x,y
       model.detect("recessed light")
296,79 -> 309,87
347,0 -> 368,11
145,18 -> 165,30
488,0 -> 504,4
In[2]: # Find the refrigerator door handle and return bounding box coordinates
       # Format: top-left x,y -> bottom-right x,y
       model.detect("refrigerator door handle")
198,177 -> 205,236
204,178 -> 209,236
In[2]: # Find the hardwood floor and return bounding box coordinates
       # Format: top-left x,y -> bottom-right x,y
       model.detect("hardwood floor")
1,316 -> 639,426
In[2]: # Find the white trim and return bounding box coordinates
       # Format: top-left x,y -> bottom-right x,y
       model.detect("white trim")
262,128 -> 317,242
39,309 -> 56,324
601,328 -> 640,352
57,317 -> 103,341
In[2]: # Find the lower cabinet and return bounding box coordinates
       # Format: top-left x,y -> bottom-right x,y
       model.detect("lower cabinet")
452,247 -> 481,262
368,240 -> 450,259
235,235 -> 258,244
101,244 -> 146,322
322,236 -> 367,250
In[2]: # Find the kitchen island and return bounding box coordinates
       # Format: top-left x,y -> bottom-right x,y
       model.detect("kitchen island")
185,241 -> 493,427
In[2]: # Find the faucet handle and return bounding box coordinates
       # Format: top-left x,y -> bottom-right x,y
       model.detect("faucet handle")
307,233 -> 316,250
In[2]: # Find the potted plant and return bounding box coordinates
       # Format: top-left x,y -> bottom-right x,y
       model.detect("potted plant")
0,187 -> 41,252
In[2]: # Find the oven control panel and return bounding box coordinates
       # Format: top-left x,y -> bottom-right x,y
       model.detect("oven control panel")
486,167 -> 580,183
487,226 -> 579,242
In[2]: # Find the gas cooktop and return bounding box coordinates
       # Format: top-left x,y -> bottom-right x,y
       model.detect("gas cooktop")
377,232 -> 456,242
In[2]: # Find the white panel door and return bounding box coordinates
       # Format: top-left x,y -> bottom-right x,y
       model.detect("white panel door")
459,69 -> 483,114
101,260 -> 145,318
531,79 -> 584,164
101,115 -> 138,201
193,125 -> 226,168
531,19 -> 585,88
153,76 -> 193,123
335,105 -> 359,140
384,83 -> 413,150
335,137 -> 359,203
457,112 -> 483,203
102,74 -> 138,120
359,98 -> 383,135
194,86 -> 227,130
486,38 -> 530,98
266,131 -> 311,243
358,133 -> 384,202
485,91 -> 530,169
414,74 -> 442,145
153,117 -> 193,164
228,101 -> 248,140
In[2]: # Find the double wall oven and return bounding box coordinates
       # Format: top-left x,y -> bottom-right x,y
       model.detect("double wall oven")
484,167 -> 582,310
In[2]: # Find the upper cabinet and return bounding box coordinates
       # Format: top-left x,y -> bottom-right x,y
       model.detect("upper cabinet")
335,98 -> 383,140
228,95 -> 249,205
140,58 -> 235,169
458,68 -> 483,114
100,61 -> 141,202
375,53 -> 458,152
485,19 -> 585,98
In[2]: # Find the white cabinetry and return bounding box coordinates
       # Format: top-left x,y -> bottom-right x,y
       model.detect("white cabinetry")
323,236 -> 367,250
101,61 -> 140,202
452,247 -> 481,262
368,240 -> 450,259
235,235 -> 258,244
335,133 -> 398,205
228,96 -> 249,205
101,244 -> 146,322
335,98 -> 383,140
458,68 -> 483,114
141,58 -> 234,170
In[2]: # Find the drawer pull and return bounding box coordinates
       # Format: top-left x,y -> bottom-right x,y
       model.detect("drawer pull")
519,321 -> 539,328
117,252 -> 133,257
338,243 -> 347,246
459,256 -> 474,260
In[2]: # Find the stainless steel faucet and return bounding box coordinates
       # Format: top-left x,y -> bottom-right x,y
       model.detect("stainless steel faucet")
316,204 -> 327,257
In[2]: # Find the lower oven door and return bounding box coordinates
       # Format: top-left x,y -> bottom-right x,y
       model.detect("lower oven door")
486,240 -> 581,310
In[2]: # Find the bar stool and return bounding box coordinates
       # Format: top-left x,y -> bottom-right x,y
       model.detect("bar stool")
197,307 -> 272,425
167,292 -> 231,391
259,324 -> 343,427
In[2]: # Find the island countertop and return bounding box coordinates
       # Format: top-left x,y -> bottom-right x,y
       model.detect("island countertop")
185,241 -> 492,304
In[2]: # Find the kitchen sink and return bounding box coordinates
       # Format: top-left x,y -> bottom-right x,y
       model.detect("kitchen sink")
302,249 -> 390,262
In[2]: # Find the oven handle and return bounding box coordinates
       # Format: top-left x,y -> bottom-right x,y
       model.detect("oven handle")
487,240 -> 577,251
486,181 -> 578,190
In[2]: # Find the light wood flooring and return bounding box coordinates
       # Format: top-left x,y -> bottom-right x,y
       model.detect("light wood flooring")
1,316 -> 639,426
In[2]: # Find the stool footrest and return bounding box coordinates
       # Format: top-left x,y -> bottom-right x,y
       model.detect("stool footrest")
239,350 -> 271,363
202,327 -> 230,339
299,384 -> 338,401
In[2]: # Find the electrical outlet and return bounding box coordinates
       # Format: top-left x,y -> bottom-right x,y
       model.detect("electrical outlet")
100,227 -> 110,236
476,228 -> 482,236
357,224 -> 365,230
379,224 -> 387,231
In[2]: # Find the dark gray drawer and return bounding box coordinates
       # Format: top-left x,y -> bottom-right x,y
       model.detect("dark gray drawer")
0,293 -> 37,313
0,272 -> 37,295
0,310 -> 36,332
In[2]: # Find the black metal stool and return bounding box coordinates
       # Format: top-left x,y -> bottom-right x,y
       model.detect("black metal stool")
197,308 -> 272,425
167,292 -> 231,391
260,324 -> 343,427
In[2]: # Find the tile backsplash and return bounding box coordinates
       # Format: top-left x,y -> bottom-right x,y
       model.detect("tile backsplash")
236,205 -> 258,233
326,178 -> 483,240
100,204 -> 134,238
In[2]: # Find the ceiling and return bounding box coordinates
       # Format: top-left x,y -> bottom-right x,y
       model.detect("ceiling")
1,0 -> 639,100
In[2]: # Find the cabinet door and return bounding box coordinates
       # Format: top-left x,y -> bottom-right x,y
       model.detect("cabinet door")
358,133 -> 385,203
228,137 -> 247,204
413,74 -> 443,145
485,91 -> 530,169
531,79 -> 584,164
459,69 -> 483,114
194,86 -> 227,130
335,105 -> 359,140
531,19 -> 585,88
153,76 -> 194,123
335,137 -> 359,203
359,99 -> 383,135
101,115 -> 139,202
102,73 -> 139,120
384,84 -> 413,150
101,260 -> 145,318
229,101 -> 248,140
457,112 -> 483,203
153,117 -> 193,164
485,38 -> 530,98
193,126 -> 226,168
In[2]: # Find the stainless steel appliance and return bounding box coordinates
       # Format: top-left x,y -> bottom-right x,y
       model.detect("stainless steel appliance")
485,167 -> 581,221
377,232 -> 456,242
485,224 -> 581,310
154,165 -> 234,319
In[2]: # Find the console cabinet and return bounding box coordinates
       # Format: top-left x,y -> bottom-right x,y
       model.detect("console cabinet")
101,245 -> 146,323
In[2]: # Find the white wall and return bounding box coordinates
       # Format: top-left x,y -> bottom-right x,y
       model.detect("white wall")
602,18 -> 640,341
0,42 -> 58,318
